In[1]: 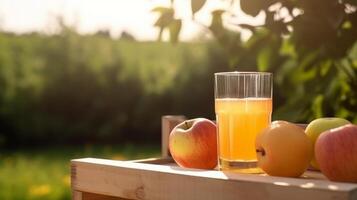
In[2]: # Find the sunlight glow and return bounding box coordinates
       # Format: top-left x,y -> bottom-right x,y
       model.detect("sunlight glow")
273,181 -> 290,186
300,182 -> 315,188
328,185 -> 339,190
0,0 -> 262,41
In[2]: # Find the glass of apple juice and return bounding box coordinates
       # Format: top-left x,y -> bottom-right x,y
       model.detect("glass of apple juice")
214,72 -> 273,173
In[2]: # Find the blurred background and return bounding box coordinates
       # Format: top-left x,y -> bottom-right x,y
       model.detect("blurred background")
0,0 -> 356,199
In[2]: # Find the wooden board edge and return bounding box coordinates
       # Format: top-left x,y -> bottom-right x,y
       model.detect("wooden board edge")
71,158 -> 357,192
71,158 -> 357,200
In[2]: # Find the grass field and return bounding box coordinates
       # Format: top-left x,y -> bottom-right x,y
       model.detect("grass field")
0,144 -> 160,200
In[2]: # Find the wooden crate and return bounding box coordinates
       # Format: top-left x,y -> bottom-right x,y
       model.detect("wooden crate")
71,116 -> 357,200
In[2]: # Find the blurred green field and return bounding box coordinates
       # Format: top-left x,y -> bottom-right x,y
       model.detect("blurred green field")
0,144 -> 160,200
0,30 -> 213,146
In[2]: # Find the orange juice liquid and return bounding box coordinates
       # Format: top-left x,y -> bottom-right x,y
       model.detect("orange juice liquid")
215,98 -> 272,169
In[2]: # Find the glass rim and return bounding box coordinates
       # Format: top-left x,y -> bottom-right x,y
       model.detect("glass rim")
214,71 -> 272,76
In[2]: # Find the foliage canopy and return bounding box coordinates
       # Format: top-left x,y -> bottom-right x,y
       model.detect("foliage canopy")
153,0 -> 357,122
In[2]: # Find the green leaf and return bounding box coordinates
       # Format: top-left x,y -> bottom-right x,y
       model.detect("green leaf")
157,27 -> 164,41
191,0 -> 206,15
312,95 -> 324,118
319,59 -> 332,77
293,67 -> 318,83
151,7 -> 171,13
209,10 -> 225,30
169,19 -> 182,43
257,46 -> 272,71
298,51 -> 319,70
340,59 -> 357,81
236,24 -> 257,32
280,39 -> 296,58
348,41 -> 357,60
154,9 -> 174,28
240,0 -> 264,17
209,10 -> 227,40
244,28 -> 269,49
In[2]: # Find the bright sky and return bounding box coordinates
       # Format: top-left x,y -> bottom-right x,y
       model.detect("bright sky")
0,0 -> 263,41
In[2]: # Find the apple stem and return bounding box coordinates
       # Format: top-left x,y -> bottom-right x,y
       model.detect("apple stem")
256,149 -> 266,156
185,121 -> 189,129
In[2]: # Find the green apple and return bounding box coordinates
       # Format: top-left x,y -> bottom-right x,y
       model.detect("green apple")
305,117 -> 351,170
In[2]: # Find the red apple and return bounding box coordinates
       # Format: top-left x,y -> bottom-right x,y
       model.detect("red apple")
305,117 -> 351,170
169,118 -> 217,169
315,124 -> 357,183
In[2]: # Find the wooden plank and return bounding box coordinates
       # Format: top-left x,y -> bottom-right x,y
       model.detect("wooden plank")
161,115 -> 186,158
71,158 -> 357,200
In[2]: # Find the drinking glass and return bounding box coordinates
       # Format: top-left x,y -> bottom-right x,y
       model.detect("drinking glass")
214,72 -> 273,173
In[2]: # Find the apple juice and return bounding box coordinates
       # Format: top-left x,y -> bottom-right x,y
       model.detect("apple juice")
215,98 -> 272,171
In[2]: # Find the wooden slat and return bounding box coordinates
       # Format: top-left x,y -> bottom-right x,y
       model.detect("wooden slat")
71,158 -> 357,200
161,115 -> 186,158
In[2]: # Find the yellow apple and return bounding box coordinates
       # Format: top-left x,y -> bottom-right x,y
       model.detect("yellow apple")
305,117 -> 351,170
256,121 -> 313,178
